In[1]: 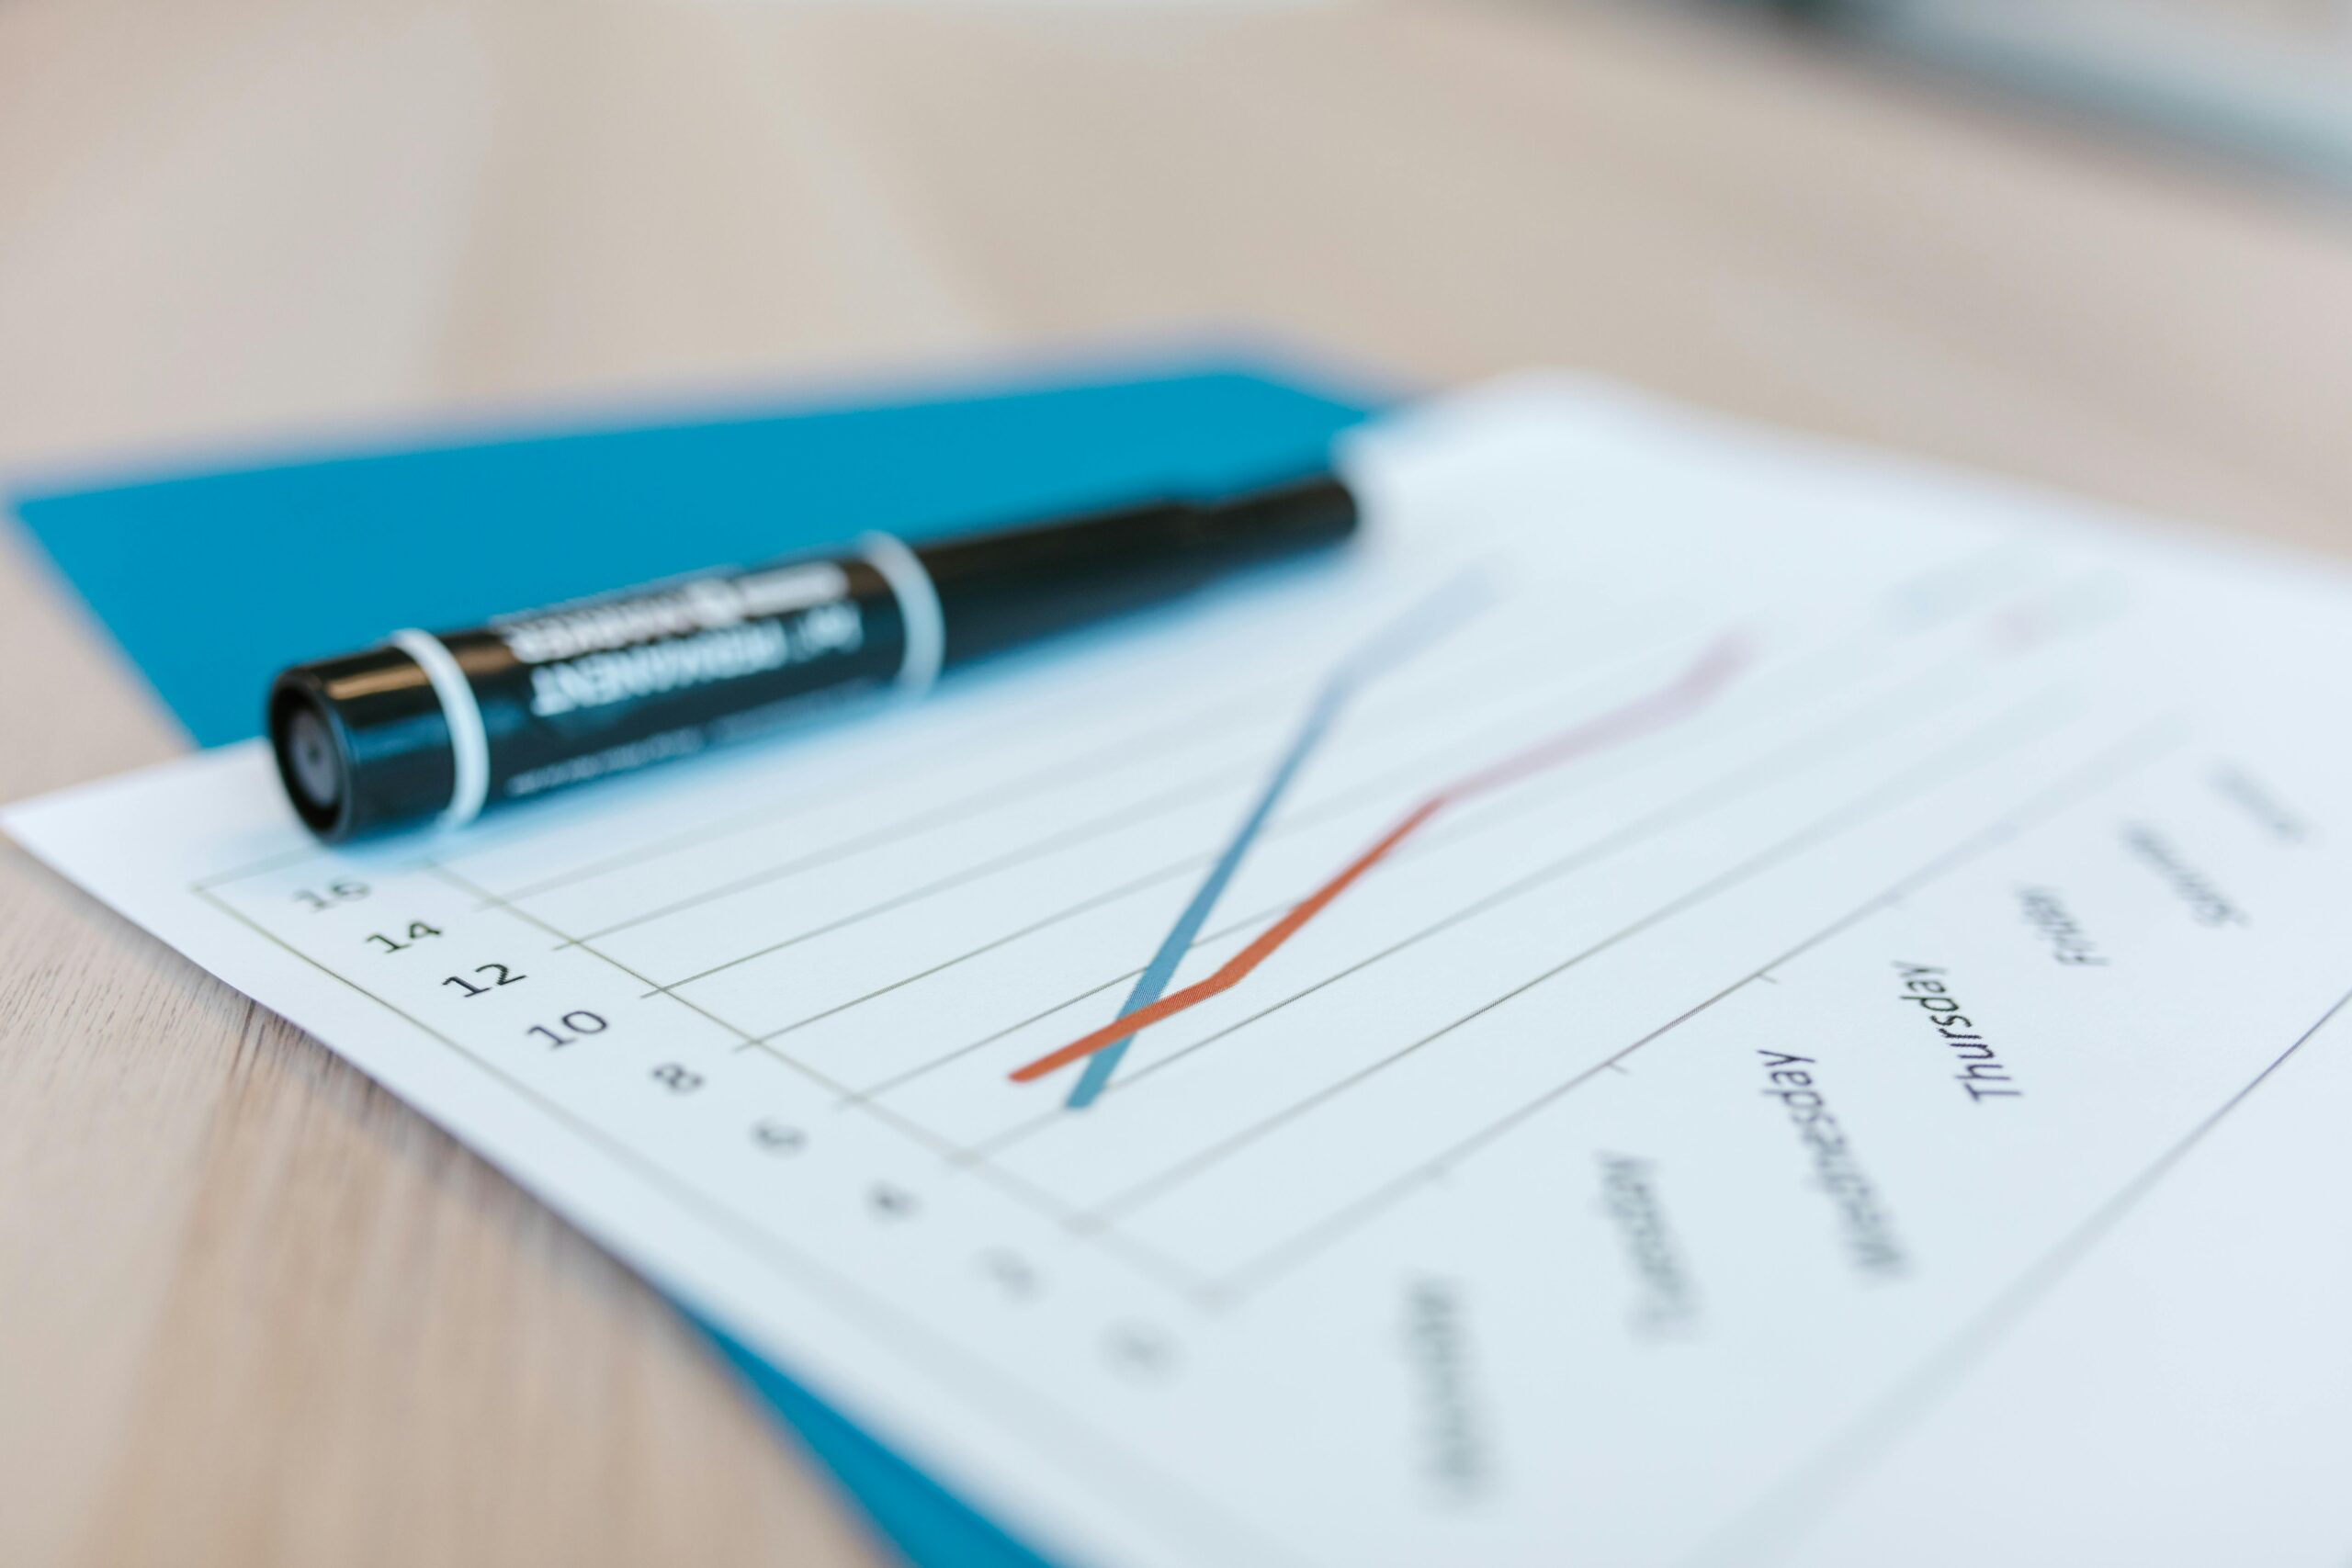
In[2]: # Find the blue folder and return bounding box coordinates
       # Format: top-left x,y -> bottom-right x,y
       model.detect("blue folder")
11,349 -> 1383,1566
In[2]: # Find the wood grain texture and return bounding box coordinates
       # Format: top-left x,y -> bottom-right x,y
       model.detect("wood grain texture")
4,2 -> 2351,1564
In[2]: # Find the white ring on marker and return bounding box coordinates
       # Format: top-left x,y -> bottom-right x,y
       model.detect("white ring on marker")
856,532 -> 944,697
390,628 -> 492,830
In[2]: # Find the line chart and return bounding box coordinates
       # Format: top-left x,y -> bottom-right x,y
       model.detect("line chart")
1064,577 -> 1490,1108
1012,630 -> 1754,1087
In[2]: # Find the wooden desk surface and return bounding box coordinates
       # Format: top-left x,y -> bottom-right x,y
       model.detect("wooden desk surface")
6,3 -> 2351,1562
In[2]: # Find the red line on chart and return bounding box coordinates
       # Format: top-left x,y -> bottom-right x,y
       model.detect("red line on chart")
1009,632 -> 1753,1085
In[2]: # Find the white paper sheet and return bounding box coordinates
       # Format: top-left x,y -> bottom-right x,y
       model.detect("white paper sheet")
15,377 -> 2352,1568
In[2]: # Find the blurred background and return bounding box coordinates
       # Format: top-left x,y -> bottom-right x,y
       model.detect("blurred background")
6,2 -> 2352,1565
5,0 -> 2350,547
1746,0 -> 2352,192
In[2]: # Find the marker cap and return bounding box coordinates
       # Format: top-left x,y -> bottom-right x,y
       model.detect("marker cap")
268,648 -> 459,840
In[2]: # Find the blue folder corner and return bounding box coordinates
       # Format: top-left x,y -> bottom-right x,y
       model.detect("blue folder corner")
10,348 -> 1385,1567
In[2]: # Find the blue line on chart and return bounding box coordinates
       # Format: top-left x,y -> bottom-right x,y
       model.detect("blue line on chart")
1066,572 -> 1492,1109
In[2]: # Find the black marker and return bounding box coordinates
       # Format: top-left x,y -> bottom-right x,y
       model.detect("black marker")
269,474 -> 1358,842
